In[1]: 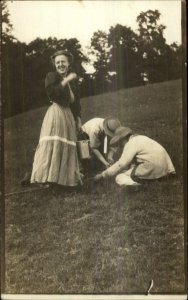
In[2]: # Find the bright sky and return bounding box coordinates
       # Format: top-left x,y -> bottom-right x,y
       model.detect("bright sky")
8,0 -> 182,50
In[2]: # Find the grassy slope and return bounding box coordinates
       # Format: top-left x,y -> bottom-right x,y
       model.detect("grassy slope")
4,79 -> 185,293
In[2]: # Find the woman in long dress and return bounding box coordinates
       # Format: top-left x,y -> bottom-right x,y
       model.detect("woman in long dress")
30,50 -> 82,187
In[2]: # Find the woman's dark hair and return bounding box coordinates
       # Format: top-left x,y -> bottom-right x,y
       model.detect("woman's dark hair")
51,50 -> 74,66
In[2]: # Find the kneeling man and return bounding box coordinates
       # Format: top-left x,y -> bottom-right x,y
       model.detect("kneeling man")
94,127 -> 176,187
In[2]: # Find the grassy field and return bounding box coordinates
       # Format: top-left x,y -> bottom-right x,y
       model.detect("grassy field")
3,79 -> 186,294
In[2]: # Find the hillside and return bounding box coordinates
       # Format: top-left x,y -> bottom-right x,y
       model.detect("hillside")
4,79 -> 183,193
3,79 -> 186,294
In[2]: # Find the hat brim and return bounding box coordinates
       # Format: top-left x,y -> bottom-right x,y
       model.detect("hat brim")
103,118 -> 117,137
110,130 -> 132,146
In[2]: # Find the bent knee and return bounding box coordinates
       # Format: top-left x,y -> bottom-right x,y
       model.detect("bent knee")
115,173 -> 140,186
115,173 -> 126,186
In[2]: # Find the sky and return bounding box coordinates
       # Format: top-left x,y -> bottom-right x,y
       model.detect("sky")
7,0 -> 182,50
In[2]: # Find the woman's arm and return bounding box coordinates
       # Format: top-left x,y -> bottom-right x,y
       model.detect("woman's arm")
60,72 -> 77,87
70,79 -> 82,121
45,72 -> 67,103
76,116 -> 82,132
45,72 -> 78,104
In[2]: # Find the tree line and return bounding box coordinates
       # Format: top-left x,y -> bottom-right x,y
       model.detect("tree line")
2,1 -> 182,117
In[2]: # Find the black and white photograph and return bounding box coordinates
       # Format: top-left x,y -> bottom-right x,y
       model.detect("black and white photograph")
1,0 -> 187,299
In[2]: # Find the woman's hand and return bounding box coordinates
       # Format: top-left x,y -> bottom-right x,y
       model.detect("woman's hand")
67,72 -> 77,82
61,72 -> 78,87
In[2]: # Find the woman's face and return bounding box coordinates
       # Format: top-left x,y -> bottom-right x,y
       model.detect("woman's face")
54,54 -> 70,75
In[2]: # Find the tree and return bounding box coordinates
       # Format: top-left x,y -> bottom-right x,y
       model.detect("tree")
25,37 -> 88,107
137,10 -> 182,83
164,43 -> 182,80
136,10 -> 168,83
1,0 -> 26,117
172,43 -> 182,79
108,24 -> 141,88
26,37 -> 87,76
1,0 -> 15,44
90,30 -> 111,93
2,40 -> 27,117
89,25 -> 143,93
2,35 -> 88,117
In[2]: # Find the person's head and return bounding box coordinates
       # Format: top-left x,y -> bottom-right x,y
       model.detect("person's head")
110,126 -> 133,148
103,118 -> 121,137
51,50 -> 73,76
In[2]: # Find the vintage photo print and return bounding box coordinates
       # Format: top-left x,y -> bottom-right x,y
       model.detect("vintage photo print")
1,0 -> 187,299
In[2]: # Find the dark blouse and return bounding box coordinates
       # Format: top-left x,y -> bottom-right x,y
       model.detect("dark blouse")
45,72 -> 81,119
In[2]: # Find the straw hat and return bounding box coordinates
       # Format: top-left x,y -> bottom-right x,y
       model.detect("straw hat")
103,117 -> 121,137
110,126 -> 133,146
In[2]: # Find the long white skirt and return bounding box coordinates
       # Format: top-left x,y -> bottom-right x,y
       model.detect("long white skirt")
31,103 -> 82,186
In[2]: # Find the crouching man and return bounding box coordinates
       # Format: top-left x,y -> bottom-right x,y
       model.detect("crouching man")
82,117 -> 121,170
94,127 -> 176,188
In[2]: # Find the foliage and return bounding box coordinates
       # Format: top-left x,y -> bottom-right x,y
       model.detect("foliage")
108,24 -> 142,88
2,41 -> 27,116
2,37 -> 88,117
90,30 -> 111,92
2,6 -> 182,117
1,0 -> 15,44
134,10 -> 181,83
89,10 -> 182,90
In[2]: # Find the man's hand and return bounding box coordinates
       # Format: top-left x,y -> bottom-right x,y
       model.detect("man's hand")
104,161 -> 111,169
92,149 -> 110,169
93,173 -> 103,182
107,158 -> 114,166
